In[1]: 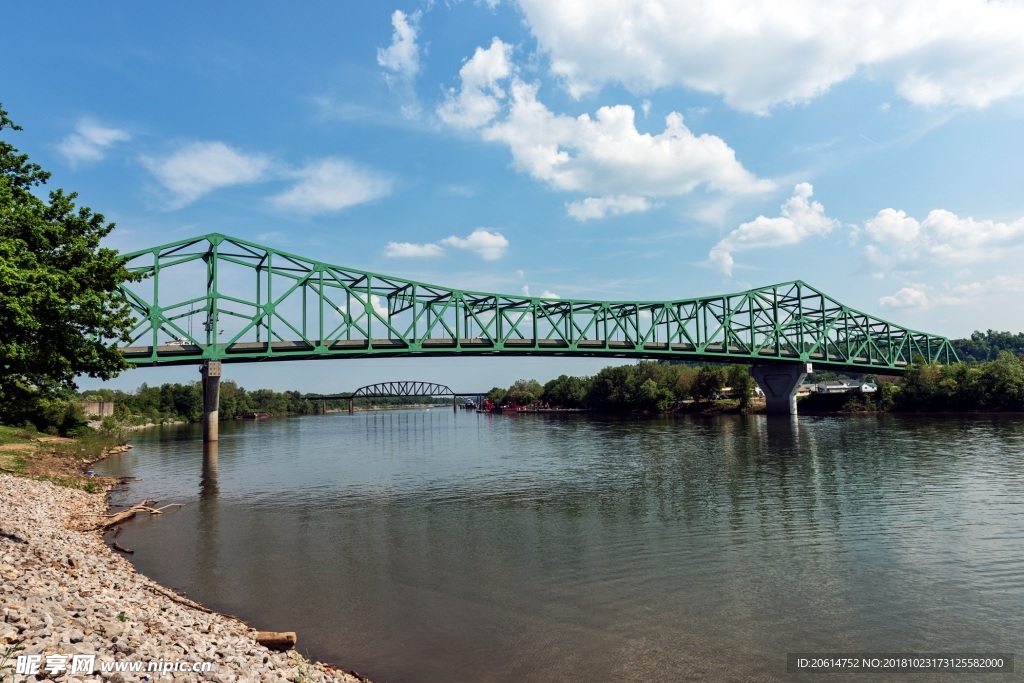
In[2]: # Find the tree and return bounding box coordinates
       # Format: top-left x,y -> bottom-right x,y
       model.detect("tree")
692,365 -> 726,403
0,104 -> 138,424
727,364 -> 754,411
542,374 -> 587,408
585,365 -> 632,410
506,378 -> 543,406
486,386 -> 508,406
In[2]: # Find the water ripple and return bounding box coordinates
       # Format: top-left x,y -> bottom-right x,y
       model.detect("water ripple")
95,412 -> 1024,683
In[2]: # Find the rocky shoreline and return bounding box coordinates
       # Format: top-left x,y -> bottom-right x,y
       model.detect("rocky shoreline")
0,474 -> 366,682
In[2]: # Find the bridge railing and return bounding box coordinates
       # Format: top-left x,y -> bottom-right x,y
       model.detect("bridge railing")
116,233 -> 959,372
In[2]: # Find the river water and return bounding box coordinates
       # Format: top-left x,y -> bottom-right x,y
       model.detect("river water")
94,410 -> 1024,682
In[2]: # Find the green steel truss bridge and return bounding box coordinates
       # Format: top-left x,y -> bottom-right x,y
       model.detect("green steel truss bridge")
308,381 -> 479,401
118,233 -> 958,374
305,381 -> 485,414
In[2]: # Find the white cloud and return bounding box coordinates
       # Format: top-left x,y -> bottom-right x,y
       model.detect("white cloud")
540,290 -> 560,299
378,10 -> 421,80
567,195 -> 651,222
951,275 -> 1024,297
384,241 -> 444,258
879,286 -> 930,310
879,275 -> 1024,311
709,183 -> 839,275
141,141 -> 271,208
351,292 -> 390,319
438,42 -> 771,215
438,38 -> 514,128
441,228 -> 509,260
485,82 -> 773,198
378,10 -> 422,118
57,119 -> 130,167
863,208 -> 1024,270
514,0 -> 1024,112
269,158 -> 392,215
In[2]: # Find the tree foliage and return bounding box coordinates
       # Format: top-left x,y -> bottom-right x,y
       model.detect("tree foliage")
953,330 -> 1024,363
727,363 -> 754,410
83,382 -> 334,424
0,104 -> 138,423
542,374 -> 587,408
506,378 -> 544,405
692,365 -> 727,403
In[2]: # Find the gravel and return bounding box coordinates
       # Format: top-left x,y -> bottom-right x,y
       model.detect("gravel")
0,474 -> 367,683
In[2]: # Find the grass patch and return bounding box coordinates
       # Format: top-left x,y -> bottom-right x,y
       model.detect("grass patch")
0,426 -> 39,473
0,423 -> 126,492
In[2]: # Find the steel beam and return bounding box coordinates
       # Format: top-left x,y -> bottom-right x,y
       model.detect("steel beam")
116,234 -> 960,373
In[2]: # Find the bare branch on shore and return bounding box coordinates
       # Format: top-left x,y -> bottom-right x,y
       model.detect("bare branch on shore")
87,499 -> 184,530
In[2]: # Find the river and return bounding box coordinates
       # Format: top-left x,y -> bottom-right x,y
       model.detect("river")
94,410 -> 1024,682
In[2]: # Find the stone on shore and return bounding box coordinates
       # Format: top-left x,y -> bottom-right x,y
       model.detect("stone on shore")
0,474 -> 366,683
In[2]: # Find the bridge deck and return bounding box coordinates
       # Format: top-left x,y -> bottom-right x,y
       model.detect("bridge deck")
115,235 -> 957,374
122,338 -> 908,372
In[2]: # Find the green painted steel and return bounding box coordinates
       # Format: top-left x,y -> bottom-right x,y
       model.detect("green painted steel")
117,233 -> 958,372
307,381 -> 474,400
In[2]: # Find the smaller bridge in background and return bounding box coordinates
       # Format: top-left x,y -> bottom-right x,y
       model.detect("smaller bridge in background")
307,381 -> 486,414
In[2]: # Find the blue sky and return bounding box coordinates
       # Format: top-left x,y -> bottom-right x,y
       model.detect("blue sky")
7,1 -> 1024,393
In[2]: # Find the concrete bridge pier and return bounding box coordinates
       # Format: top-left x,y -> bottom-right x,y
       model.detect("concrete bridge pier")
751,362 -> 812,415
200,360 -> 221,442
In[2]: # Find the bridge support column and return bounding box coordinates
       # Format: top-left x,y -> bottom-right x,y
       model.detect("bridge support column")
453,396 -> 458,413
348,398 -> 354,415
200,361 -> 221,442
751,362 -> 811,416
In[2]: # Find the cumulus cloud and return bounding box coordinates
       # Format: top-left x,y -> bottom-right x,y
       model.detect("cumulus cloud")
878,275 -> 1024,311
384,241 -> 444,258
862,208 -> 1024,269
540,290 -> 560,299
566,195 -> 651,221
709,183 -> 839,275
351,292 -> 390,319
57,119 -> 130,167
378,10 -> 421,79
879,286 -> 930,310
437,38 -> 514,128
269,158 -> 392,215
441,228 -> 509,260
486,82 -> 772,197
377,10 -> 422,118
514,0 -> 1024,112
950,275 -> 1024,297
141,141 -> 271,208
438,41 -> 771,217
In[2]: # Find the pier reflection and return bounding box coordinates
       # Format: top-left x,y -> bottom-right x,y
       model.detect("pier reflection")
201,441 -> 219,498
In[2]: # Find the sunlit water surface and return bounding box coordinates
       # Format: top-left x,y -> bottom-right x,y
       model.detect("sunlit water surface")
95,411 -> 1024,682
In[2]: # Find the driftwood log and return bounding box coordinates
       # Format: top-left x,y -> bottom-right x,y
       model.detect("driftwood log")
112,541 -> 134,554
256,631 -> 297,651
90,500 -> 183,530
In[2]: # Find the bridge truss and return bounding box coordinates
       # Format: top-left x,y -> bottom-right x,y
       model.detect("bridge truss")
309,381 -> 464,400
118,233 -> 958,373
